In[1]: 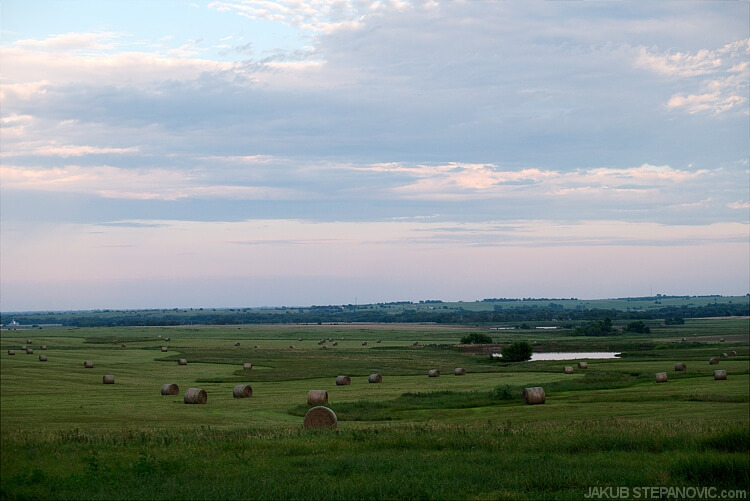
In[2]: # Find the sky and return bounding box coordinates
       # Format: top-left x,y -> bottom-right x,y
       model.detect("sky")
1,0 -> 748,311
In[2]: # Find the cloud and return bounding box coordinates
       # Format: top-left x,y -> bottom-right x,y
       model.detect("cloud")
1,4 -> 747,227
634,46 -> 723,78
2,143 -> 140,158
355,162 -> 711,201
667,92 -> 746,115
635,38 -> 750,114
14,31 -> 119,51
208,0 -> 367,33
0,164 -> 302,201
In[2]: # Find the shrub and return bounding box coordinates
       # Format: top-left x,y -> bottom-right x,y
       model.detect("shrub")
500,341 -> 532,362
493,385 -> 518,400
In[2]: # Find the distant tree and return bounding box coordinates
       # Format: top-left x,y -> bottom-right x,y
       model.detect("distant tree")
460,333 -> 493,344
624,321 -> 651,334
574,317 -> 617,336
500,341 -> 533,362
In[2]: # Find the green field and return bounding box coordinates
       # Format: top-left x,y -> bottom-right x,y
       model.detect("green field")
1,319 -> 748,500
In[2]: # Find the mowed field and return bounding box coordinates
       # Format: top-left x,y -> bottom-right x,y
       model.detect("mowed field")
1,320 -> 748,500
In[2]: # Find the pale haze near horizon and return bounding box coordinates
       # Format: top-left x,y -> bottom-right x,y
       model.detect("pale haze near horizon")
1,1 -> 748,311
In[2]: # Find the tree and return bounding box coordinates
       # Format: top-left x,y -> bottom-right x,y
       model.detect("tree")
500,341 -> 533,362
460,333 -> 493,344
624,321 -> 650,334
574,317 -> 617,336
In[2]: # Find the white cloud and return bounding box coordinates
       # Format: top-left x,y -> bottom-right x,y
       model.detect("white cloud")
0,165 -> 302,201
634,46 -> 722,78
667,91 -> 746,115
14,31 -> 119,51
636,38 -> 750,115
0,44 -> 245,94
208,0 -> 368,33
2,142 -> 140,158
354,162 -> 710,201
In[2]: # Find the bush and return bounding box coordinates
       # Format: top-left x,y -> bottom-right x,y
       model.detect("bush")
460,333 -> 493,344
500,341 -> 532,362
493,385 -> 518,400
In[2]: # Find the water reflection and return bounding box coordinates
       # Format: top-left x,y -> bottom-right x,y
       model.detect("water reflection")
491,352 -> 621,360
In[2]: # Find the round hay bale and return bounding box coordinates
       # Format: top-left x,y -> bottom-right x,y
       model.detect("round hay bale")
376,340 -> 382,343
158,335 -> 162,338
454,368 -> 466,376
368,373 -> 382,384
428,369 -> 440,377
577,361 -> 588,369
522,387 -> 545,405
40,345 -> 47,350
681,337 -> 686,342
243,363 -> 252,370
298,338 -> 303,342
563,366 -> 574,374
318,340 -> 325,345
7,350 -> 15,355
730,350 -> 737,356
288,345 -> 295,349
102,375 -> 115,384
234,342 -> 240,347
160,383 -> 179,395
335,375 -> 351,386
26,348 -> 33,354
708,357 -> 719,365
321,345 -> 329,350
720,338 -> 725,342
303,406 -> 337,429
655,372 -> 668,383
20,345 -> 26,350
120,344 -> 126,349
113,340 -> 118,344
254,345 -> 260,349
720,352 -> 728,359
161,346 -> 168,352
361,341 -> 367,346
84,361 -> 94,368
165,337 -> 171,342
26,339 -> 32,344
412,342 -> 418,346
332,342 -> 338,346
233,384 -> 252,398
674,363 -> 687,371
178,358 -> 187,365
714,369 -> 727,380
184,388 -> 207,404
307,390 -> 329,406
38,355 -> 47,362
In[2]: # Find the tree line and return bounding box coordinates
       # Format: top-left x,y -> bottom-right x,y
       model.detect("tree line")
2,301 -> 747,328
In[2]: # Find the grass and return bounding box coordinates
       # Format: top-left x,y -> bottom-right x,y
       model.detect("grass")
2,422 -> 748,500
1,320 -> 748,499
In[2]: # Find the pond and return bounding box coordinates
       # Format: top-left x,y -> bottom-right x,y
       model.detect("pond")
491,352 -> 621,361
